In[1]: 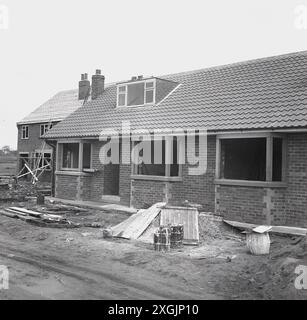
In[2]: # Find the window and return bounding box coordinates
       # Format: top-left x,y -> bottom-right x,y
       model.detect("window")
137,139 -> 166,176
118,86 -> 126,106
117,79 -> 155,107
40,123 -> 53,137
32,152 -> 52,171
272,137 -> 283,181
134,136 -> 180,178
220,138 -> 266,181
59,142 -> 92,171
145,81 -> 154,104
218,135 -> 285,183
62,143 -> 79,169
82,143 -> 92,169
21,126 -> 29,139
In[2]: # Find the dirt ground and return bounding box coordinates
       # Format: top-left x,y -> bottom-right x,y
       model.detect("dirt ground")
0,199 -> 307,300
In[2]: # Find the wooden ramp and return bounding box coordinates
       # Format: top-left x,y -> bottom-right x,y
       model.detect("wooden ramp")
160,206 -> 199,245
111,203 -> 165,239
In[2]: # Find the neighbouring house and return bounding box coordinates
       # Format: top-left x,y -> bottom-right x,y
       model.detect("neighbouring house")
44,51 -> 307,228
16,75 -> 89,183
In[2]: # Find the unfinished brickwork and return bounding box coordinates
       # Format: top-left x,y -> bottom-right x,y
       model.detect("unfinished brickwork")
216,133 -> 307,228
53,133 -> 307,227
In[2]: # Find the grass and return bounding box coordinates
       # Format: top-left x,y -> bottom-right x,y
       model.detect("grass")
0,155 -> 17,176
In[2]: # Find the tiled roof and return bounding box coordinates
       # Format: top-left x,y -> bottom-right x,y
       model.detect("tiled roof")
45,51 -> 307,139
17,89 -> 83,125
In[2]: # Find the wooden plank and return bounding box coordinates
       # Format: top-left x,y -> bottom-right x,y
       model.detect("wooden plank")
121,204 -> 163,239
111,203 -> 164,239
6,207 -> 28,216
253,226 -> 272,233
111,213 -> 139,236
9,207 -> 42,217
223,219 -> 307,236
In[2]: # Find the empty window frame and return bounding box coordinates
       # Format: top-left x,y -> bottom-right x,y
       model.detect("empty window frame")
32,152 -> 52,171
21,126 -> 29,139
82,143 -> 92,169
40,123 -> 53,137
59,142 -> 92,171
117,79 -> 155,107
134,136 -> 180,177
218,135 -> 285,182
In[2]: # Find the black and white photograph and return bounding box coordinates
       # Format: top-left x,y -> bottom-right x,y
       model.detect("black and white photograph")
0,0 -> 307,304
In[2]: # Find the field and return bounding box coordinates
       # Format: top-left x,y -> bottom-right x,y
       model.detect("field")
0,155 -> 17,176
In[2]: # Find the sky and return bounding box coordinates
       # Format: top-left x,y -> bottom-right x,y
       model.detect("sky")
0,0 -> 306,149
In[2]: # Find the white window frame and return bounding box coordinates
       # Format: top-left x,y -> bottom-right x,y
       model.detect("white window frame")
116,78 -> 156,107
215,132 -> 287,187
57,141 -> 93,172
40,123 -> 52,137
21,125 -> 29,140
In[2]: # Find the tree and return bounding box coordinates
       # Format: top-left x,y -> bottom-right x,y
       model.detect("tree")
1,145 -> 10,155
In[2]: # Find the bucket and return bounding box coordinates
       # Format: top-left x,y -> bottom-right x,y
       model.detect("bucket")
170,224 -> 184,249
246,232 -> 270,255
154,226 -> 171,252
37,193 -> 45,205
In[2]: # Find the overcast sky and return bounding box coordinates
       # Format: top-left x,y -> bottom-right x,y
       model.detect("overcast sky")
0,0 -> 306,149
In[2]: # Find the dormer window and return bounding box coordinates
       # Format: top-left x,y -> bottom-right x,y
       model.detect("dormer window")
117,79 -> 156,107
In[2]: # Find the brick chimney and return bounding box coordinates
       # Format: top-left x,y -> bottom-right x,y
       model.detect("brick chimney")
78,73 -> 90,100
91,69 -> 105,100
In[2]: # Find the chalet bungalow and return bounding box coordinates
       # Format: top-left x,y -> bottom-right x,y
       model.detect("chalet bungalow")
44,51 -> 307,227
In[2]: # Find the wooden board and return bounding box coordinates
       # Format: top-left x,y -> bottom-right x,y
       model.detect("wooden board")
224,219 -> 307,236
111,203 -> 164,239
160,207 -> 199,245
9,207 -> 43,217
111,213 -> 139,236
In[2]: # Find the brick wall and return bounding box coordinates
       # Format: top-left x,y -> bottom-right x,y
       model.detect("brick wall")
284,133 -> 307,227
55,174 -> 79,199
216,185 -> 267,224
131,180 -> 166,208
119,164 -> 131,206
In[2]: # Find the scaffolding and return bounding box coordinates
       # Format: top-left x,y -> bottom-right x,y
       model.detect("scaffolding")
17,120 -> 53,186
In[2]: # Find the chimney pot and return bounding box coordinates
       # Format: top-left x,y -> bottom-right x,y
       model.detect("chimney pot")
92,69 -> 105,100
79,73 -> 90,100
138,75 -> 143,80
131,76 -> 137,81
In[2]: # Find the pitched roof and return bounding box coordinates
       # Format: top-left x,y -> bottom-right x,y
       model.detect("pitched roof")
45,51 -> 307,139
17,89 -> 83,125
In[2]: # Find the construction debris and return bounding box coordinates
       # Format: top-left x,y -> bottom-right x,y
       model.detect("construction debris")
223,219 -> 307,237
111,203 -> 164,239
111,203 -> 200,247
1,207 -> 78,228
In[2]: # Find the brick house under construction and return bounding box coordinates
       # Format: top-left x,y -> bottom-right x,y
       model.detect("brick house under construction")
44,51 -> 307,228
16,81 -> 86,183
